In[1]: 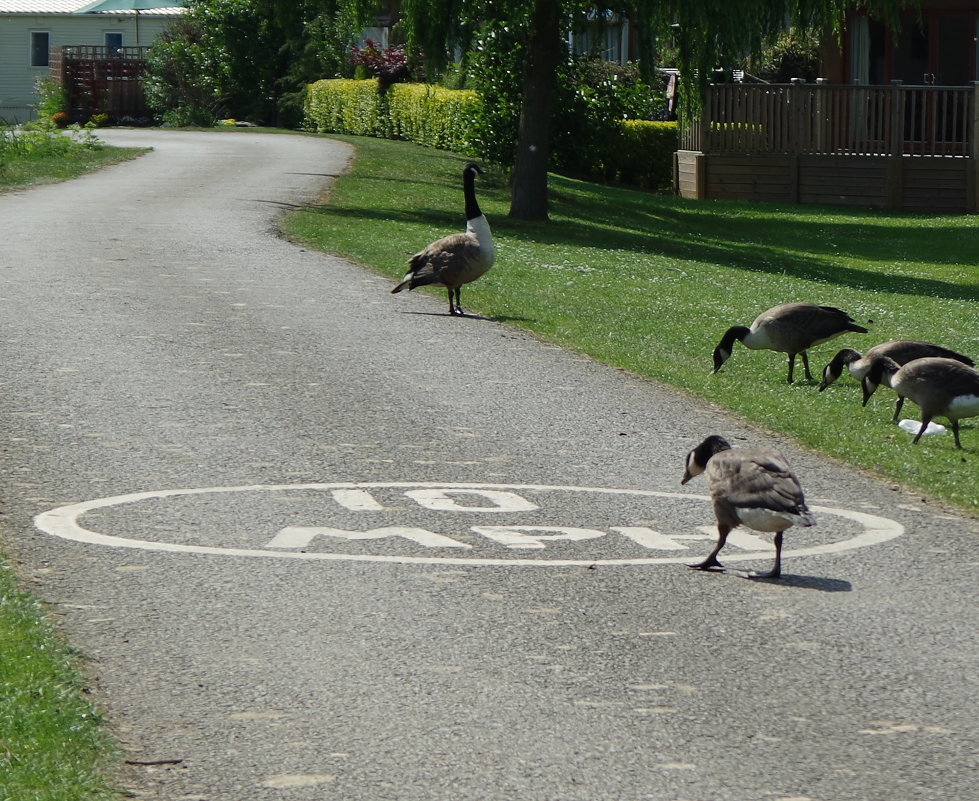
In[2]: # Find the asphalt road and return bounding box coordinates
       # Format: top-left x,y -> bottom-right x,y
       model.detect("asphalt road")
1,129 -> 977,801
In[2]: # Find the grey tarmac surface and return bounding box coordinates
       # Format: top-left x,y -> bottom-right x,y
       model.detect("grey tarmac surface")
1,129 -> 977,801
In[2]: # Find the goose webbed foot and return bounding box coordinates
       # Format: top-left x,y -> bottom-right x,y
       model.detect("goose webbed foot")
746,566 -> 782,580
747,532 -> 783,579
688,555 -> 724,572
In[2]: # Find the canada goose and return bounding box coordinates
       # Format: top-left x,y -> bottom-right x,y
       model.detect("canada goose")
391,162 -> 495,317
861,356 -> 979,448
819,340 -> 974,391
681,435 -> 816,578
712,303 -> 868,383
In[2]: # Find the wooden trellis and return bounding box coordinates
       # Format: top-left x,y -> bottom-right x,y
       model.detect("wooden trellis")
51,45 -> 153,122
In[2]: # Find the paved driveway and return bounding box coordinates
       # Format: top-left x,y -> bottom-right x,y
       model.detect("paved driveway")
1,129 -> 976,800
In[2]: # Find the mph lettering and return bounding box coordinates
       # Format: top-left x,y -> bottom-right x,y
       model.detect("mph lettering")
264,487 -> 770,552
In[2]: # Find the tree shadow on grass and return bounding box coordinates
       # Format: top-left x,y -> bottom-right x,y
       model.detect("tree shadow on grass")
311,202 -> 977,303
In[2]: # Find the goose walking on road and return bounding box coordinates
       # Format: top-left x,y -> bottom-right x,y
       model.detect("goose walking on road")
392,162 -> 495,317
861,356 -> 979,448
681,435 -> 816,579
712,303 -> 869,383
819,340 -> 973,391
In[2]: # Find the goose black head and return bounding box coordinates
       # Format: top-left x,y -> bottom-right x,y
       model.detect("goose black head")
712,326 -> 750,374
681,435 -> 732,485
861,356 -> 900,406
819,348 -> 861,391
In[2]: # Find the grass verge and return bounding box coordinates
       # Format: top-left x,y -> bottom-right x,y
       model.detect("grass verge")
283,134 -> 978,512
0,139 -> 146,193
0,553 -> 118,801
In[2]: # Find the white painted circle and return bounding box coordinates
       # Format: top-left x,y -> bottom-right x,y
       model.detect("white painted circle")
33,482 -> 903,566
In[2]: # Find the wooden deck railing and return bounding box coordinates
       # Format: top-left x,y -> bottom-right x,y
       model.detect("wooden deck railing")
681,82 -> 979,158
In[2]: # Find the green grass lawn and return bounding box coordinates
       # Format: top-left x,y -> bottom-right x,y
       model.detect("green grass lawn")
283,134 -> 979,512
0,557 -> 118,801
0,142 -> 146,193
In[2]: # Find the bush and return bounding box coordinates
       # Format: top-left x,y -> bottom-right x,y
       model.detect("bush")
552,58 -> 666,179
753,29 -> 821,83
304,79 -> 677,193
604,120 -> 678,191
465,17 -> 527,168
304,79 -> 480,154
34,76 -> 67,119
386,84 -> 480,151
0,119 -> 103,167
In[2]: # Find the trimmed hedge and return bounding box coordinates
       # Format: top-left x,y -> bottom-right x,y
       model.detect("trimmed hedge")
304,79 -> 481,154
304,79 -> 677,192
604,120 -> 678,192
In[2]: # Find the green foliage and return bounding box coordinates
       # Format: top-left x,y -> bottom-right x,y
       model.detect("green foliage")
143,16 -> 226,126
33,76 -> 67,119
304,79 -> 480,153
387,84 -> 482,150
752,28 -> 823,83
552,57 -> 665,178
604,120 -> 678,190
0,120 -> 102,167
465,14 -> 529,167
0,560 -> 118,801
144,0 -> 376,128
304,78 -> 676,190
305,78 -> 386,136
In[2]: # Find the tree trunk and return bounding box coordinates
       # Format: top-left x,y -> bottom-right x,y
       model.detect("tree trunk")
508,0 -> 562,221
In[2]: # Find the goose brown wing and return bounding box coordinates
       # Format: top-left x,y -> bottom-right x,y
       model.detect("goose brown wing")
407,233 -> 478,286
708,450 -> 807,514
880,340 -> 975,367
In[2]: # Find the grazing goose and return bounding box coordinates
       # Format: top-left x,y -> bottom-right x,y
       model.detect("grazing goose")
819,340 -> 973,391
712,302 -> 869,383
861,356 -> 979,448
391,162 -> 495,317
681,435 -> 816,579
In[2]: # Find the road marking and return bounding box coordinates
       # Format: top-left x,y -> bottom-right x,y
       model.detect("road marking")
33,482 -> 904,566
268,526 -> 472,550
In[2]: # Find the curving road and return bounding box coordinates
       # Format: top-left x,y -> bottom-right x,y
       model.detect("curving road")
1,129 -> 977,800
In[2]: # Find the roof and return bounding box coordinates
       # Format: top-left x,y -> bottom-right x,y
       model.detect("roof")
0,2 -> 182,13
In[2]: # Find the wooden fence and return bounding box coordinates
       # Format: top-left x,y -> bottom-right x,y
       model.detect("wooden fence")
676,82 -> 979,212
51,46 -> 152,122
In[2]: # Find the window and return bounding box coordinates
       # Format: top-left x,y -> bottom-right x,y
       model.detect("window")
105,32 -> 123,53
30,31 -> 50,68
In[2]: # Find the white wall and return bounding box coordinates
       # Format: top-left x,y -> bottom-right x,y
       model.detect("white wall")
0,13 -> 178,122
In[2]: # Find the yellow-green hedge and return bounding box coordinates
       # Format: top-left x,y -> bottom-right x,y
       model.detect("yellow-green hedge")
305,79 -> 481,154
305,79 -> 677,192
604,120 -> 678,192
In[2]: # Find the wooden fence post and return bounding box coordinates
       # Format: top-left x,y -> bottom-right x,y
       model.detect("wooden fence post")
887,80 -> 904,209
970,82 -> 979,213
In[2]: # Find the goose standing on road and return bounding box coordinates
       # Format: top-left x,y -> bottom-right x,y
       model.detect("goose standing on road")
819,340 -> 973,391
861,356 -> 979,448
712,302 -> 869,383
391,162 -> 495,317
681,435 -> 816,579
